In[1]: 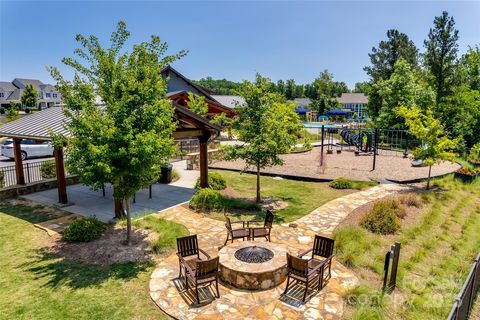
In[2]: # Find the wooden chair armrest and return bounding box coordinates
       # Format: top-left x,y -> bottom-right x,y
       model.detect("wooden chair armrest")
311,260 -> 326,273
325,254 -> 335,263
198,249 -> 211,260
298,248 -> 313,258
245,219 -> 263,227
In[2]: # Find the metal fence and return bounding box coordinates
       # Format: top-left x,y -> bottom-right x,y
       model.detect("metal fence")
305,125 -> 422,157
0,159 -> 56,189
447,253 -> 480,320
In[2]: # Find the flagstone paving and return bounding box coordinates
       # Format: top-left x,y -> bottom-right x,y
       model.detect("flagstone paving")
149,183 -> 409,319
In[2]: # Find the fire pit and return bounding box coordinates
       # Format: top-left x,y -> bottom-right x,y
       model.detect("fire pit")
219,241 -> 288,290
234,246 -> 274,263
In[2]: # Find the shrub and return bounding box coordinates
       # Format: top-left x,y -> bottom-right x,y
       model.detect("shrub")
24,107 -> 31,114
360,202 -> 401,234
63,217 -> 107,242
330,177 -> 354,189
189,188 -> 223,210
399,194 -> 422,208
40,160 -> 56,179
370,199 -> 407,219
195,172 -> 227,190
5,107 -> 19,122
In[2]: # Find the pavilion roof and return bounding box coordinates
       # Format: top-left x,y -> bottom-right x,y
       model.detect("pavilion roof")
0,104 -> 221,141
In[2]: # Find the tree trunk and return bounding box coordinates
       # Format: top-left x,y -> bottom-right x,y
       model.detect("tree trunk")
256,165 -> 261,203
125,197 -> 132,245
426,165 -> 432,190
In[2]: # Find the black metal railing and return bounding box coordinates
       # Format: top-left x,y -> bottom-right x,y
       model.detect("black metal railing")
447,253 -> 480,320
0,159 -> 59,189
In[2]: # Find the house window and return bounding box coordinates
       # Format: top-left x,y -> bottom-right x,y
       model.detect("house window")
53,93 -> 58,98
45,93 -> 51,98
0,92 -> 4,98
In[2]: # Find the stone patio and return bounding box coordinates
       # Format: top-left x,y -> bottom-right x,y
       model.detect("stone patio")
149,183 -> 408,319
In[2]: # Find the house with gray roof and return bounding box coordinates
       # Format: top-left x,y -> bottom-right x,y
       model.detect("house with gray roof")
0,78 -> 62,108
337,93 -> 368,118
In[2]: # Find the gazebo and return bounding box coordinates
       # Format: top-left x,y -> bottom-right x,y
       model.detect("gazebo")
0,103 -> 221,216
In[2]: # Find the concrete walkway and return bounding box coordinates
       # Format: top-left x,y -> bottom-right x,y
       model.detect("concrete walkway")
22,161 -> 198,223
149,183 -> 408,320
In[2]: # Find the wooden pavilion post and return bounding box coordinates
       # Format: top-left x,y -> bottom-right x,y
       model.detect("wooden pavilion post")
13,138 -> 25,185
198,132 -> 210,188
54,146 -> 68,204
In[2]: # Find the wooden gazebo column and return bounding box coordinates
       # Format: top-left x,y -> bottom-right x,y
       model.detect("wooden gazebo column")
13,138 -> 25,185
54,146 -> 68,204
198,132 -> 211,188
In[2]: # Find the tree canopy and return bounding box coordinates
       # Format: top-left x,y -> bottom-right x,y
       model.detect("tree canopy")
186,92 -> 208,116
375,59 -> 435,129
21,84 -> 38,109
423,11 -> 460,105
398,106 -> 458,189
50,21 -> 186,243
364,29 -> 419,82
224,75 -> 302,202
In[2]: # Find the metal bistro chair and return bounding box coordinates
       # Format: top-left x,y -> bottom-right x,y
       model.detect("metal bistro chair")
183,256 -> 220,304
224,216 -> 250,245
176,235 -> 210,280
298,235 -> 335,289
249,210 -> 274,242
284,253 -> 324,302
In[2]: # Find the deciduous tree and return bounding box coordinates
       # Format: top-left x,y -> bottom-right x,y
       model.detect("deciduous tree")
21,84 -> 38,110
50,21 -> 186,244
225,75 -> 302,202
375,59 -> 435,128
398,106 -> 458,189
186,92 -> 208,116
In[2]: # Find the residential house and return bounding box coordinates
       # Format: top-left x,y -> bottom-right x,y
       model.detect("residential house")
0,78 -> 62,108
293,98 -> 311,108
337,93 -> 368,118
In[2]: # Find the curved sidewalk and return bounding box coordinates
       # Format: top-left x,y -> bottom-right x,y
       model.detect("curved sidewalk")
149,183 -> 408,320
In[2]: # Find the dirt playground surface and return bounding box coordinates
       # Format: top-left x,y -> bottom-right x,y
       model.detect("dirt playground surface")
211,147 -> 460,182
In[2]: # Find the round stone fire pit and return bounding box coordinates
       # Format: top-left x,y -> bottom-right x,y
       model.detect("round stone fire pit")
218,241 -> 288,290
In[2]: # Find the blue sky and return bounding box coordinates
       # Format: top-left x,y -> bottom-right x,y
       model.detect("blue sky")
1,1 -> 479,89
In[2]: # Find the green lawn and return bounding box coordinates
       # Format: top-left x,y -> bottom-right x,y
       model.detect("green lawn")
210,170 -> 376,223
0,202 -> 178,320
334,175 -> 480,320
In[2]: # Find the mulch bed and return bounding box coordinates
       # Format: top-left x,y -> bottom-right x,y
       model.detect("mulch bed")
336,191 -> 427,231
211,148 -> 460,182
46,225 -> 155,265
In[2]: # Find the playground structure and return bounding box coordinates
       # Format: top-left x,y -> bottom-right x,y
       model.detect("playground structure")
305,111 -> 329,123
313,125 -> 421,171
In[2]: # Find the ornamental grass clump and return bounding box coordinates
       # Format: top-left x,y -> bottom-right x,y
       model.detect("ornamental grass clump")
360,200 -> 404,235
399,194 -> 423,208
63,217 -> 107,242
